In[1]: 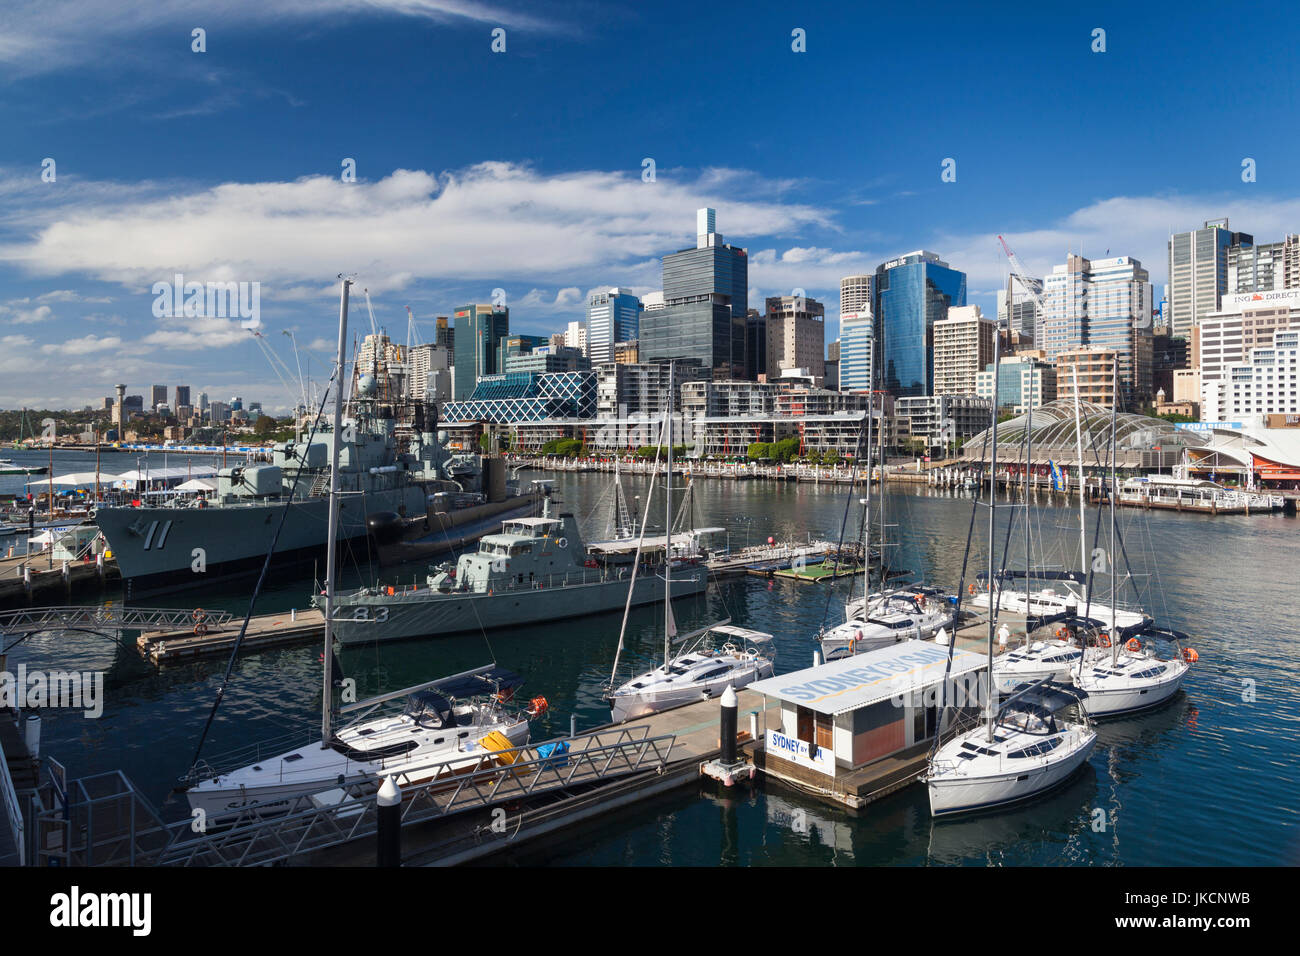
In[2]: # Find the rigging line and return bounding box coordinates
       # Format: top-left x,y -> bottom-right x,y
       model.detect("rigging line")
995,411 -> 1032,586
607,428 -> 666,688
818,415 -> 868,632
185,370 -> 337,776
928,416 -> 992,764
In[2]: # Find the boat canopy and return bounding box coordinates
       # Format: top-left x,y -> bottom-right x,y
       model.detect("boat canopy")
978,569 -> 1086,584
427,665 -> 522,700
403,691 -> 458,729
999,677 -> 1087,717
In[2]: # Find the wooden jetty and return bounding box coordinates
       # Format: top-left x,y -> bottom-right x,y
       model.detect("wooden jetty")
138,607 -> 324,664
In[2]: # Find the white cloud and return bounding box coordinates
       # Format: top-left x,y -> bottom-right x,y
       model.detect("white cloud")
3,304 -> 53,325
139,318 -> 253,351
40,334 -> 122,355
0,1 -> 559,74
0,164 -> 830,298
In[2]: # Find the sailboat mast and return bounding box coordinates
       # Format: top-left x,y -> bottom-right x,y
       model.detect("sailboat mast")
1109,363 -> 1119,658
663,364 -> 673,668
861,390 -> 874,598
322,276 -> 351,746
1019,278 -> 1034,614
985,330 -> 1001,741
1071,362 -> 1087,601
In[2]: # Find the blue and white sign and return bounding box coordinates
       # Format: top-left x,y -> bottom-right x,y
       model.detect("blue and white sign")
1176,421 -> 1243,432
768,729 -> 835,776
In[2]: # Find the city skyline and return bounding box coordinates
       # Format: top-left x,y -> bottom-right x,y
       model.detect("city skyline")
2,2 -> 1299,410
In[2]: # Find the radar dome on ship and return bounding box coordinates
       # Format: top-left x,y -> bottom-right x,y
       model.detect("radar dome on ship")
437,430 -> 449,443
357,374 -> 377,396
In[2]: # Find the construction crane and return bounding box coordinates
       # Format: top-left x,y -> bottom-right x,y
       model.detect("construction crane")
997,234 -> 1046,311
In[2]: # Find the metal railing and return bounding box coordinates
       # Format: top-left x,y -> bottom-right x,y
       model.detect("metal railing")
0,736 -> 24,866
37,726 -> 676,867
0,606 -> 234,637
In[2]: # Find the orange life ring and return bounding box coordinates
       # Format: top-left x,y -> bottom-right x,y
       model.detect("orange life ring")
192,607 -> 206,621
526,696 -> 549,717
1098,633 -> 1111,648
1182,647 -> 1199,664
1125,638 -> 1142,653
968,584 -> 975,595
193,621 -> 209,636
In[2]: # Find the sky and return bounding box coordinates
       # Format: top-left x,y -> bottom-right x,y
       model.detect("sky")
1,0 -> 1298,412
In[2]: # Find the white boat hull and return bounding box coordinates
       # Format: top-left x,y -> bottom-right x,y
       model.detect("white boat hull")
1077,659 -> 1189,717
927,728 -> 1096,817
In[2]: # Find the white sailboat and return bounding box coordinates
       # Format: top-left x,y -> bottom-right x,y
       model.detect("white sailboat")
184,278 -> 532,822
1071,366 -> 1195,717
926,327 -> 1097,817
988,359 -> 1147,691
607,369 -> 774,722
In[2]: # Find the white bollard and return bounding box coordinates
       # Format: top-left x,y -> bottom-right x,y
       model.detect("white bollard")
25,714 -> 41,760
62,560 -> 69,581
813,649 -> 822,667
749,711 -> 758,744
291,607 -> 297,622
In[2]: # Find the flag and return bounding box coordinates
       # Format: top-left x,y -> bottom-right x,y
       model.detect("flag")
1049,460 -> 1063,491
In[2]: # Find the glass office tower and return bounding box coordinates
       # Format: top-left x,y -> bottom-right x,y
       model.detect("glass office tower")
873,251 -> 967,397
452,303 -> 510,400
641,208 -> 748,378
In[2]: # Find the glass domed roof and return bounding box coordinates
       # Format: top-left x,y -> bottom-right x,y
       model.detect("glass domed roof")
965,400 -> 1210,454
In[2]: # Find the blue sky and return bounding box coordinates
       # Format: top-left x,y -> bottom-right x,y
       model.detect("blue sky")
2,0 -> 1298,411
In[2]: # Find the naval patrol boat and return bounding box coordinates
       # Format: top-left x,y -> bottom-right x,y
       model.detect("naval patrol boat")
94,379 -> 539,596
325,488 -> 708,645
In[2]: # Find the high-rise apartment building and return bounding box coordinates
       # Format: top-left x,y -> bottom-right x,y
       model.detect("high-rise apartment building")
1167,218 -> 1252,341
765,295 -> 826,382
1056,349 -> 1119,408
452,303 -> 510,400
933,305 -> 996,396
873,251 -> 967,397
174,385 -> 191,409
408,343 -> 452,402
640,208 -> 747,379
586,288 -> 642,366
1039,254 -> 1153,410
151,385 -> 168,409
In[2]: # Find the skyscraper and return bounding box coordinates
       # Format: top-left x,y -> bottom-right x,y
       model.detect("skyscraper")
1040,254 -> 1153,410
1167,218 -> 1252,341
839,310 -> 874,392
873,251 -> 967,397
640,208 -> 747,378
452,303 -> 510,400
765,295 -> 825,381
174,385 -> 191,409
151,385 -> 168,409
997,275 -> 1041,342
586,288 -> 642,366
839,275 -> 872,318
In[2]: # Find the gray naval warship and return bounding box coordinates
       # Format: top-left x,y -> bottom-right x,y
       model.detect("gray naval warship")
94,379 -> 540,597
325,488 -> 709,646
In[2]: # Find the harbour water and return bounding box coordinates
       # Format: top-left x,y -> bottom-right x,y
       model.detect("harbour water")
4,447 -> 1298,866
